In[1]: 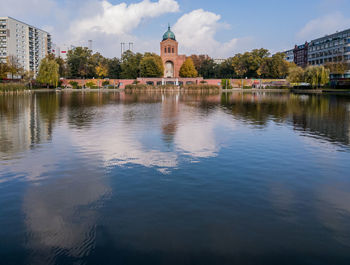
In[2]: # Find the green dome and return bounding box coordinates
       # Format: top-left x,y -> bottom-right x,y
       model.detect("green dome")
162,25 -> 176,41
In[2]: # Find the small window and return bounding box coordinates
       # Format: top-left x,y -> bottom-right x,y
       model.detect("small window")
172,47 -> 174,53
164,47 -> 166,53
168,47 -> 171,53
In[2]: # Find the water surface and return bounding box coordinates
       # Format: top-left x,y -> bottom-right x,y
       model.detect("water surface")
1,91 -> 350,265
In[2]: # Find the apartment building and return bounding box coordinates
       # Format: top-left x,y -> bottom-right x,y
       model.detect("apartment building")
0,17 -> 52,76
308,28 -> 350,67
283,49 -> 294,63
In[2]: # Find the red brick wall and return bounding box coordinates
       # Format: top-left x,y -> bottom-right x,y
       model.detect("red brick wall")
160,39 -> 186,78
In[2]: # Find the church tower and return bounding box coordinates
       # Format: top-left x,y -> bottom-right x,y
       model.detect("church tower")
160,25 -> 186,78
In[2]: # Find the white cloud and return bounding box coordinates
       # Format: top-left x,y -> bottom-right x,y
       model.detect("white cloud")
297,12 -> 350,41
70,0 -> 179,39
173,9 -> 253,58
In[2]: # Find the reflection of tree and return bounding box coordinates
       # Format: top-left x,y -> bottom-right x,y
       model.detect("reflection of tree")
221,93 -> 350,146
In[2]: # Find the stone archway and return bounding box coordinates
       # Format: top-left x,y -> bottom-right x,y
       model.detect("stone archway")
164,61 -> 174,78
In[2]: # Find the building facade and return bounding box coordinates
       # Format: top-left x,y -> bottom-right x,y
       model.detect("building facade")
283,49 -> 294,63
293,42 -> 309,68
0,17 -> 51,76
308,29 -> 350,71
160,26 -> 186,78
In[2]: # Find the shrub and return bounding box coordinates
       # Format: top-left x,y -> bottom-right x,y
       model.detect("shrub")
125,84 -> 148,90
184,84 -> 220,90
69,81 -> 79,89
102,80 -> 110,86
85,81 -> 95,88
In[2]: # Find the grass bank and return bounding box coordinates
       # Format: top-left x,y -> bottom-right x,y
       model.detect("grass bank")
0,83 -> 29,92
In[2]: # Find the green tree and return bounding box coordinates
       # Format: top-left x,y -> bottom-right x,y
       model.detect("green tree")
66,47 -> 94,78
287,65 -> 305,83
121,50 -> 143,79
36,56 -> 59,88
198,58 -> 216,78
179,57 -> 198,78
140,53 -> 164,77
216,58 -> 235,78
258,52 -> 289,78
304,66 -> 330,88
55,57 -> 68,78
107,58 -> 122,78
232,54 -> 248,78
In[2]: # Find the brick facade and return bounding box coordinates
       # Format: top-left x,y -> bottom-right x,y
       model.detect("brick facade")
160,39 -> 186,78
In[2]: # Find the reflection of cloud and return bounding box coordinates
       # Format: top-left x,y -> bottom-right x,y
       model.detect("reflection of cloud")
23,167 -> 111,264
175,108 -> 235,158
175,119 -> 217,158
69,107 -> 178,173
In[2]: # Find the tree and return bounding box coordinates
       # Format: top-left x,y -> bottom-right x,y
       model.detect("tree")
36,56 -> 59,88
231,54 -> 248,78
179,57 -> 198,78
324,62 -> 348,76
287,65 -> 305,83
140,53 -> 164,77
7,55 -> 22,79
198,58 -> 216,78
304,66 -> 330,88
258,52 -> 289,78
190,55 -> 210,72
216,58 -> 235,78
95,62 -> 108,78
0,61 -> 9,79
55,57 -> 68,78
107,58 -> 122,78
121,50 -> 143,79
66,47 -> 94,78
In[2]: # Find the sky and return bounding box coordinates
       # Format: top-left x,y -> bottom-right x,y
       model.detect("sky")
1,0 -> 350,58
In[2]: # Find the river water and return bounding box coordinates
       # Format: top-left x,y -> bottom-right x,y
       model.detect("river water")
1,91 -> 350,265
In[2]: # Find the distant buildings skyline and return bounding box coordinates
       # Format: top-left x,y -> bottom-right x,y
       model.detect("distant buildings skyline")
284,28 -> 350,77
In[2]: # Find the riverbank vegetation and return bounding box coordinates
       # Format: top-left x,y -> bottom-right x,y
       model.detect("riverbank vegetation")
1,46 -> 348,90
287,65 -> 330,88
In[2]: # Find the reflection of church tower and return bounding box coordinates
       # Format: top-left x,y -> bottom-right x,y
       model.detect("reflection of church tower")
160,25 -> 186,78
161,93 -> 180,143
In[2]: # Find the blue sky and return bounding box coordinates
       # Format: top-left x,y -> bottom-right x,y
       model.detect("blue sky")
1,0 -> 350,58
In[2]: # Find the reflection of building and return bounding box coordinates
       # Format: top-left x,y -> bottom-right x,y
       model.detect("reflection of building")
0,95 -> 52,158
0,17 -> 52,75
160,25 -> 186,78
161,93 -> 180,142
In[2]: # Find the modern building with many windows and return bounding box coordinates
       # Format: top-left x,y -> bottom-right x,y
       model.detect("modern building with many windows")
0,17 -> 52,76
283,49 -> 294,63
308,29 -> 350,67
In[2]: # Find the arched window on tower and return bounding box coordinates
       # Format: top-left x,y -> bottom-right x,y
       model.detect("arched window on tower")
172,47 -> 174,53
164,47 -> 167,53
168,47 -> 171,53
